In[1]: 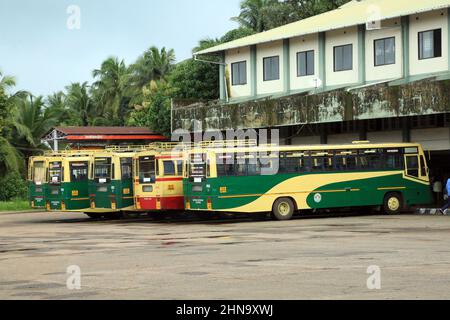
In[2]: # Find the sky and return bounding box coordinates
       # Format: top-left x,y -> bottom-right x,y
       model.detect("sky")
0,0 -> 241,96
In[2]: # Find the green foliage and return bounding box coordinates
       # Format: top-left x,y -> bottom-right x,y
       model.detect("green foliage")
0,200 -> 31,212
232,0 -> 352,32
0,171 -> 27,201
128,81 -> 172,136
65,82 -> 96,126
221,27 -> 256,43
92,57 -> 132,125
11,95 -> 57,158
0,137 -> 23,175
169,59 -> 220,100
130,46 -> 176,88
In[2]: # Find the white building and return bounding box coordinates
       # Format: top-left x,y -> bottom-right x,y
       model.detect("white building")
196,0 -> 450,101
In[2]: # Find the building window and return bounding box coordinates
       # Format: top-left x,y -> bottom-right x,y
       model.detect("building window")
297,50 -> 315,77
419,29 -> 442,59
263,56 -> 280,81
334,44 -> 353,72
374,37 -> 395,66
231,61 -> 247,86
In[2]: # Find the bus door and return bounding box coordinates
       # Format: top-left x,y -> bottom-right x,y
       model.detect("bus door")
404,147 -> 429,183
136,155 -> 157,210
92,157 -> 113,209
30,159 -> 47,209
47,161 -> 63,210
119,157 -> 133,209
186,153 -> 210,210
68,160 -> 90,210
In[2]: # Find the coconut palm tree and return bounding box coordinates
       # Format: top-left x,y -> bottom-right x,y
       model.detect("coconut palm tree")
11,95 -> 58,159
231,0 -> 277,32
92,57 -> 131,124
0,70 -> 28,175
65,82 -> 95,126
130,46 -> 176,89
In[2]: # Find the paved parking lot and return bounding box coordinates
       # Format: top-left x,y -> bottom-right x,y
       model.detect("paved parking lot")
1,210 -> 450,300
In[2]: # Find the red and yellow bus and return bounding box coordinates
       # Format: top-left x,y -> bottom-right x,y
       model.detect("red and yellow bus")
134,144 -> 186,212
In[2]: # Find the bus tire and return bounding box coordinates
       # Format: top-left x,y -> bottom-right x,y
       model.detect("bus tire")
383,193 -> 403,215
272,198 -> 295,221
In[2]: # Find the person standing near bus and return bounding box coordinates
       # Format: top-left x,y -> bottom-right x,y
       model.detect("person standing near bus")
440,178 -> 450,215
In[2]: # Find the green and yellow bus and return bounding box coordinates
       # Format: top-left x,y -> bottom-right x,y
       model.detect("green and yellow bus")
184,142 -> 433,220
87,148 -> 138,218
28,156 -> 48,209
45,151 -> 92,212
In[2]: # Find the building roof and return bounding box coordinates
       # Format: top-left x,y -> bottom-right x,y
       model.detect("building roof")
53,127 -> 156,135
196,0 -> 450,55
44,127 -> 168,143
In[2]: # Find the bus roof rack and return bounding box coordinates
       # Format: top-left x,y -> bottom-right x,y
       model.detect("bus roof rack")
197,139 -> 258,148
104,145 -> 151,152
44,149 -> 97,156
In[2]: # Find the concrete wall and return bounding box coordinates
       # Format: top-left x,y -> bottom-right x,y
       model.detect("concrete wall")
328,133 -> 360,145
172,78 -> 450,133
411,127 -> 450,151
409,9 -> 449,76
367,130 -> 403,143
225,47 -> 251,98
365,18 -> 403,82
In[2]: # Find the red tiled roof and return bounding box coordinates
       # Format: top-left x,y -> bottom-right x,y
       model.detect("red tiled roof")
54,127 -> 157,135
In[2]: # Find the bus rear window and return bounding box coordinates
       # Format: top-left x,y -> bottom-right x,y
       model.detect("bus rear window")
190,154 -> 206,177
70,162 -> 88,182
94,158 -> 112,179
139,156 -> 155,183
121,158 -> 133,180
49,162 -> 62,184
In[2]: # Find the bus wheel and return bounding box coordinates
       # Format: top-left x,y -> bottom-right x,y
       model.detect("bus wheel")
85,213 -> 103,219
383,193 -> 403,215
272,198 -> 295,221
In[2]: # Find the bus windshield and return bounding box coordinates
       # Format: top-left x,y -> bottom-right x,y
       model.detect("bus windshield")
33,161 -> 46,184
94,158 -> 112,179
48,162 -> 62,184
139,156 -> 155,183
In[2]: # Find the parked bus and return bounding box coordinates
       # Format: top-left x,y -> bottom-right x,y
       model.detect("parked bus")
184,142 -> 433,220
87,147 -> 142,218
134,143 -> 186,212
45,151 -> 92,212
28,156 -> 48,209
